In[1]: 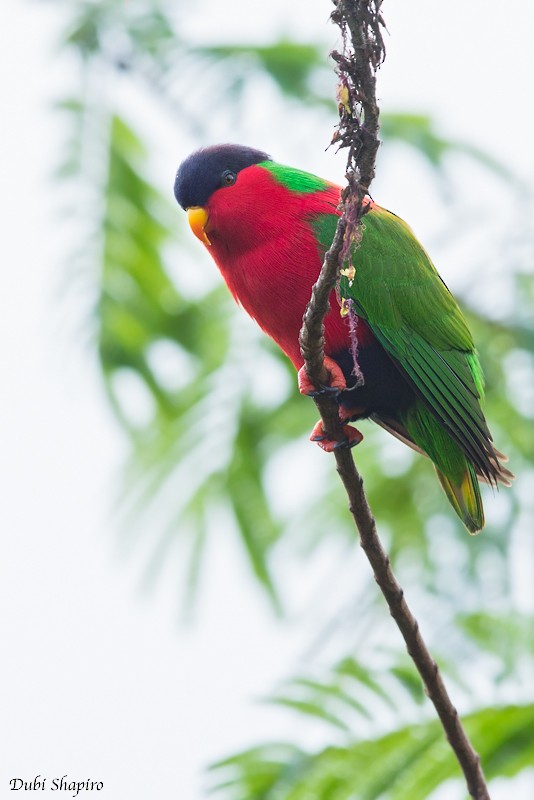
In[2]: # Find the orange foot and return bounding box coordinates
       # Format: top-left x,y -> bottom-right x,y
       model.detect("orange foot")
297,356 -> 347,397
310,420 -> 364,452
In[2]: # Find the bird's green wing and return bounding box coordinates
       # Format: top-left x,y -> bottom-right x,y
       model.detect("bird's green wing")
312,207 -> 498,485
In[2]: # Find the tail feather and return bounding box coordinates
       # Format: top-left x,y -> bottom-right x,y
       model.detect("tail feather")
371,413 -> 514,487
435,464 -> 484,534
371,406 -> 511,534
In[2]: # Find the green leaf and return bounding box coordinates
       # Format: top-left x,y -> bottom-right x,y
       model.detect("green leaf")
204,40 -> 332,105
380,112 -> 514,180
210,705 -> 534,800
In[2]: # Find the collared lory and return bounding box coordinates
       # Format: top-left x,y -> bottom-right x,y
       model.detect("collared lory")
173,144 -> 512,533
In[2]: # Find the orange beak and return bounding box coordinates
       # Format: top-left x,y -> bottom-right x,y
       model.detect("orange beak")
186,206 -> 211,246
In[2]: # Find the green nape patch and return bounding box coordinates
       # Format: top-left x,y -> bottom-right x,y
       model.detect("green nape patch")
259,160 -> 330,194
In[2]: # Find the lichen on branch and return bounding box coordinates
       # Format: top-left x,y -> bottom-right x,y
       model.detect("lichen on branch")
299,0 -> 385,395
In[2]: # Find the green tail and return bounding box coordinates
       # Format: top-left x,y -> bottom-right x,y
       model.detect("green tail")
402,402 -> 485,533
435,464 -> 484,534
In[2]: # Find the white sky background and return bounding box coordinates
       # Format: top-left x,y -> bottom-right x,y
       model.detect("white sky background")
1,1 -> 533,799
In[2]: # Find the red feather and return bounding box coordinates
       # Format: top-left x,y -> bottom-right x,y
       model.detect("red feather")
203,165 -> 374,368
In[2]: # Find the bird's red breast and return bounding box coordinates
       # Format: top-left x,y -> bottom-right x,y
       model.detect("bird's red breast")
202,164 -> 374,368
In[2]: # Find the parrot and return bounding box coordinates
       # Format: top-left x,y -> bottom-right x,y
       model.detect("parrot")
173,143 -> 512,533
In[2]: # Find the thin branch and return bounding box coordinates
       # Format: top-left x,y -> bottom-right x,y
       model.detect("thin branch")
299,2 -> 490,798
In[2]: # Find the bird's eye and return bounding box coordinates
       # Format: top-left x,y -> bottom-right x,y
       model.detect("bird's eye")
221,170 -> 236,187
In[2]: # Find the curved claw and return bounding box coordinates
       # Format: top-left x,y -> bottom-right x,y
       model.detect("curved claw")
310,420 -> 364,452
307,383 -> 343,398
298,356 -> 347,397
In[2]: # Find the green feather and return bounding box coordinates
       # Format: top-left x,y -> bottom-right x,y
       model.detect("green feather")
436,464 -> 485,534
311,204 -> 500,530
402,402 -> 484,532
259,161 -> 329,194
343,208 -> 475,351
374,328 -> 494,478
345,207 -> 499,472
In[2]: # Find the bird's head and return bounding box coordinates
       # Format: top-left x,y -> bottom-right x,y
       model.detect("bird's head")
174,144 -> 271,246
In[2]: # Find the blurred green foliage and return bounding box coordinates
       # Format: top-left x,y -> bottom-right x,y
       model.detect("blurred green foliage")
52,0 -> 534,796
209,704 -> 534,800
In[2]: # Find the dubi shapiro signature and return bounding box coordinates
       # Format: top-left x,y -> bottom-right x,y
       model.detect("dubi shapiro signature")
9,776 -> 103,797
